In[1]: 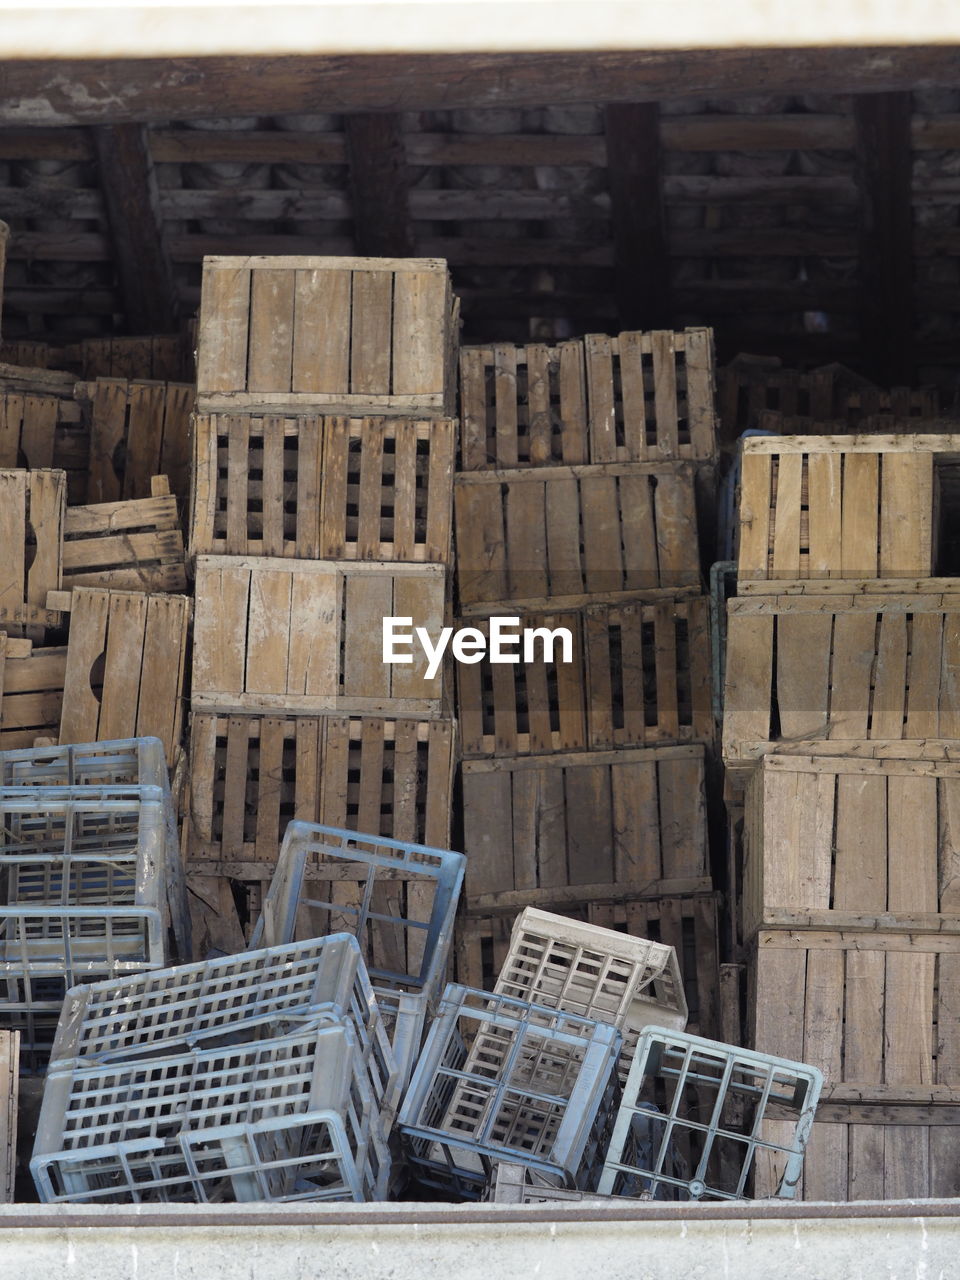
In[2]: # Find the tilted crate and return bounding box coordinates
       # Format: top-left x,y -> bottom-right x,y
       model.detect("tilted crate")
196,256 -> 458,416
459,328 -> 716,470
79,378 -> 193,506
398,983 -> 620,1198
190,413 -> 455,564
186,713 -> 456,880
0,468 -> 65,632
457,597 -> 712,758
742,752 -> 960,939
597,1026 -> 823,1201
60,479 -> 187,594
455,462 -> 702,611
737,434 -> 960,589
722,591 -> 960,788
0,637 -> 66,751
191,556 -> 447,718
461,746 -> 709,906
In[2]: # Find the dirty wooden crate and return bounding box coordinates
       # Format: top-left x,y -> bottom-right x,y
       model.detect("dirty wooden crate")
59,586 -> 190,763
457,597 -> 712,757
455,462 -> 701,611
722,592 -> 960,788
742,753 -> 960,940
0,341 -> 56,369
0,636 -> 66,750
0,390 -> 86,493
190,414 -> 455,563
0,1029 -> 17,1204
459,328 -> 716,470
59,477 -> 187,593
461,744 -> 708,909
192,556 -> 447,718
737,434 -> 960,588
77,378 -> 193,505
66,334 -> 193,383
196,256 -> 458,416
456,892 -> 720,1041
0,469 -> 65,633
756,1104 -> 960,1202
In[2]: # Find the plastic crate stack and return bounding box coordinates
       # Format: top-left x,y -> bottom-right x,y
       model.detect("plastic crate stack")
0,738 -> 189,1071
185,255 -> 460,958
396,909 -> 822,1201
724,431 -> 960,1200
30,933 -> 396,1203
453,331 -> 723,1040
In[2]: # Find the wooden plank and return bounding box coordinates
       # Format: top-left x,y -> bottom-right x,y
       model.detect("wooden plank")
736,451 -> 771,581
525,343 -> 552,466
651,330 -> 680,459
247,268 -> 295,393
558,340 -> 588,464
292,267 -> 350,393
392,268 -> 446,399
880,452 -> 933,576
88,378 -> 128,503
58,585 -> 109,744
774,613 -> 832,739
722,613 -> 774,752
245,567 -> 292,695
0,1030 -> 18,1204
197,259 -> 250,393
770,453 -> 802,579
584,333 -> 616,463
458,346 -> 488,470
505,480 -> 548,601
806,451 -> 843,577
97,588 -> 148,741
841,452 -> 880,578
350,269 -> 393,396
491,344 -> 519,468
834,773 -> 887,912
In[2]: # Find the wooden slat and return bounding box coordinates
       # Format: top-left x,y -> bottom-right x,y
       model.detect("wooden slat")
197,259 -> 250,393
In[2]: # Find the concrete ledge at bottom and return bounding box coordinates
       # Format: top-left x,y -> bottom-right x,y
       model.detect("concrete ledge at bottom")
1,1200 -> 959,1280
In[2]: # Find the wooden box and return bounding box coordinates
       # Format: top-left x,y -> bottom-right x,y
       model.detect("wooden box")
190,413 -> 455,564
67,334 -> 193,383
0,364 -> 90,502
459,328 -> 716,470
457,892 -> 720,1040
196,256 -> 458,416
0,469 -> 65,632
461,744 -> 709,908
455,461 -> 701,612
0,636 -> 65,751
186,713 -> 456,873
737,434 -> 960,589
457,597 -> 712,758
60,478 -> 187,594
722,591 -> 960,787
192,556 -> 447,718
80,378 -> 193,505
59,586 -> 191,763
742,753 -> 960,939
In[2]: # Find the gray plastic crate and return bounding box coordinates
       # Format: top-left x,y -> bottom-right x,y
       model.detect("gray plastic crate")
250,821 -> 464,1094
0,738 -> 169,790
33,1020 -> 391,1203
494,908 -> 687,1076
596,1026 -> 823,1201
398,983 -> 621,1199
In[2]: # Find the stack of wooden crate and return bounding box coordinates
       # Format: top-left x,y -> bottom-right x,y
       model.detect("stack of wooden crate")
454,329 -> 723,1037
184,255 -> 461,954
724,432 -> 960,1200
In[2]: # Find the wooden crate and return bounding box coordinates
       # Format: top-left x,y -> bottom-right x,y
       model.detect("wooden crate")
742,753 -> 960,939
79,378 -> 193,505
0,389 -> 90,504
190,414 -> 455,563
457,597 -> 712,757
66,334 -> 193,383
722,592 -> 960,787
0,340 -> 55,369
60,477 -> 187,593
457,892 -> 721,1040
196,256 -> 458,416
461,744 -> 709,907
0,1029 -> 17,1204
757,410 -> 960,437
192,556 -> 447,717
0,469 -> 65,631
59,586 -> 190,763
459,328 -> 716,470
455,461 -> 701,611
0,636 -> 65,750
737,434 -> 960,588
186,713 -> 456,874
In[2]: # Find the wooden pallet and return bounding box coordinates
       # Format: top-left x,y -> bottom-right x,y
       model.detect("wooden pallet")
0,636 -> 66,750
0,1030 -> 17,1204
190,413 -> 455,563
192,555 -> 447,717
66,334 -> 193,383
742,753 -> 960,939
196,256 -> 458,416
722,592 -> 960,787
78,378 -> 193,505
59,586 -> 190,763
457,596 -> 712,757
186,713 -> 456,873
457,892 -> 720,1040
737,434 -> 960,588
455,461 -> 701,611
459,328 -> 716,469
59,477 -> 187,593
461,744 -> 709,906
0,469 -> 65,632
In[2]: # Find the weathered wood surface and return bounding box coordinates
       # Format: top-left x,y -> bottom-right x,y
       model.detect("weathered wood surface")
62,481 -> 187,593
0,468 -> 65,631
0,635 -> 65,751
